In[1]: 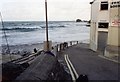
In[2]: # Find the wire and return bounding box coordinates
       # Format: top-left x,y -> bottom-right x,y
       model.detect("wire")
0,12 -> 12,61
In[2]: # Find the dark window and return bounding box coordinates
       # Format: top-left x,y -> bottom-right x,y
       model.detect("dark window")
98,23 -> 109,28
100,1 -> 108,10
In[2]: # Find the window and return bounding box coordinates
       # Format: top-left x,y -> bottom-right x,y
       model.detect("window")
100,1 -> 108,10
98,23 -> 109,28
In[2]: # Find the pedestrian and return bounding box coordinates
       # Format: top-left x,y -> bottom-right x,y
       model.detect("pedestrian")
34,48 -> 37,53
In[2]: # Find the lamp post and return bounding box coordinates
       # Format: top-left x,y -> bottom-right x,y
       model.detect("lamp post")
45,0 -> 49,51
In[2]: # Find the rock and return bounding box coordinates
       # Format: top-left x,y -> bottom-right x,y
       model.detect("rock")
76,19 -> 82,22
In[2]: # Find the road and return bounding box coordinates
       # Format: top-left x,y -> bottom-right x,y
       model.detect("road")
59,43 -> 119,80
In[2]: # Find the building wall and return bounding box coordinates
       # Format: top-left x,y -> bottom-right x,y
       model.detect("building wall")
108,0 -> 120,46
90,0 -> 120,57
90,0 -> 109,51
90,0 -> 99,51
98,0 -> 110,23
90,22 -> 97,51
108,27 -> 120,46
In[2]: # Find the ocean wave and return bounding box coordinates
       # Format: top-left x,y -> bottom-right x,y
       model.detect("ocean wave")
58,25 -> 65,27
41,25 -> 65,28
0,27 -> 40,32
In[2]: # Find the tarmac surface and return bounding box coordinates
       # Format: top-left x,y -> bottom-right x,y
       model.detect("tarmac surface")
58,43 -> 119,80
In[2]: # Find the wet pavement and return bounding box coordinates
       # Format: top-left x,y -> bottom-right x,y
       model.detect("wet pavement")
57,43 -> 119,80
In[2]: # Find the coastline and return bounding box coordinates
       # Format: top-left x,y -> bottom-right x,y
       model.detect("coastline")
0,42 -> 60,62
1,43 -> 44,55
0,39 -> 89,63
1,40 -> 89,56
0,43 -> 43,63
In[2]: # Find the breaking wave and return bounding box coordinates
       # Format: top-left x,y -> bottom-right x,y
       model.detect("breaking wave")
0,27 -> 40,32
41,25 -> 65,28
0,25 -> 66,32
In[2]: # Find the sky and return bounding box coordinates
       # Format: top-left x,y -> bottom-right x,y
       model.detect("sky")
0,0 -> 93,21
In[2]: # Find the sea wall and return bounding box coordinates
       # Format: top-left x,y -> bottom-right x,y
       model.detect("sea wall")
15,53 -> 71,81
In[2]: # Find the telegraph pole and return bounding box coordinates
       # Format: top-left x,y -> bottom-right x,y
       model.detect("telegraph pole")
45,0 -> 49,51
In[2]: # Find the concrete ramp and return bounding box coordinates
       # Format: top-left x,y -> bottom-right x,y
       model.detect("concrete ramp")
16,53 -> 71,81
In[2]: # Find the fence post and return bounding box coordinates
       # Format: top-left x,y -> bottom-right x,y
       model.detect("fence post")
60,44 -> 62,51
70,41 -> 72,46
56,44 -> 58,52
58,44 -> 60,51
77,41 -> 79,44
63,43 -> 65,50
67,42 -> 68,48
54,46 -> 58,57
61,43 -> 64,50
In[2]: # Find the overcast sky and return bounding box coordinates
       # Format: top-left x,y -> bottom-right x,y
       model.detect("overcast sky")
0,0 -> 93,21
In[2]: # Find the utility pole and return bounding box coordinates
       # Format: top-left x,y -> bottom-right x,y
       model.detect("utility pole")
45,0 -> 49,51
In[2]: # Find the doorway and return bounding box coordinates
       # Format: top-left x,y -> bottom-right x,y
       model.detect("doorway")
98,23 -> 109,54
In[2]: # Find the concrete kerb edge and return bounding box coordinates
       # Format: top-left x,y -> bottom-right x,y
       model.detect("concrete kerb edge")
98,55 -> 120,64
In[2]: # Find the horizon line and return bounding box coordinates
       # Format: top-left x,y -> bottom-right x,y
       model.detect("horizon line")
2,19 -> 89,22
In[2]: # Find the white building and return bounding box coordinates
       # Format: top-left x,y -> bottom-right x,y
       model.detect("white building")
90,0 -> 120,57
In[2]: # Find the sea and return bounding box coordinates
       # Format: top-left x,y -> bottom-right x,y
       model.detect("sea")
0,21 -> 90,46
